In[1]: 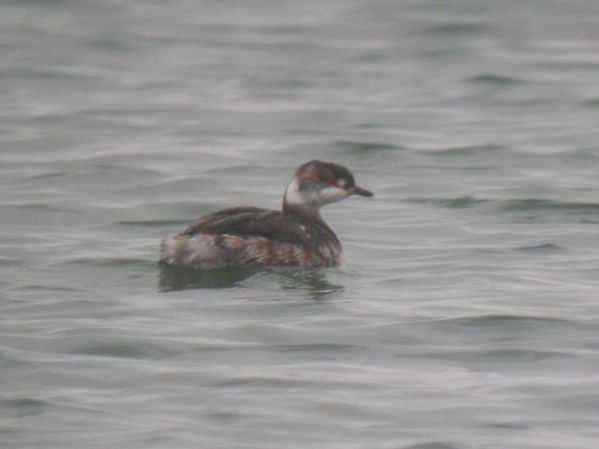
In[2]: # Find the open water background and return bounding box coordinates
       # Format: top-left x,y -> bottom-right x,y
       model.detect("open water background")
2,1 -> 599,448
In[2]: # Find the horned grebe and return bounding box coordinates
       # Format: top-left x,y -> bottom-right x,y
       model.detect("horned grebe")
159,160 -> 373,270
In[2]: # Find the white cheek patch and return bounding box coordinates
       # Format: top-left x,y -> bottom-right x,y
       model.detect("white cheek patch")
284,177 -> 304,206
319,186 -> 350,204
337,178 -> 347,188
284,178 -> 350,209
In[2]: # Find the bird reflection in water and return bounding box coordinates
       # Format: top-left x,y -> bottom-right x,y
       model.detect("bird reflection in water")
158,264 -> 343,300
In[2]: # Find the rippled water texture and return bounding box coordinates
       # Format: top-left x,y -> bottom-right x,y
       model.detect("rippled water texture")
1,1 -> 599,448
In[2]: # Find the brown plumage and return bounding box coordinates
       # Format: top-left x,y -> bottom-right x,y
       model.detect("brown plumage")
160,160 -> 372,270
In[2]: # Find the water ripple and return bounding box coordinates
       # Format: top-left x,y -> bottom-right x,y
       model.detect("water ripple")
465,74 -> 524,86
0,398 -> 48,418
496,198 -> 599,214
420,22 -> 496,36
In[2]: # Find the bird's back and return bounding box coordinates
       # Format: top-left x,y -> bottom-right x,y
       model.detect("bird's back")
160,207 -> 342,270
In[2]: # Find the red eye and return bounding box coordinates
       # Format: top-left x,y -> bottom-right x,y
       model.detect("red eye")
326,177 -> 337,187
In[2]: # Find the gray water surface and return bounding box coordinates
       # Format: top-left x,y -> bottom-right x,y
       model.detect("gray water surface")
2,1 -> 599,448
